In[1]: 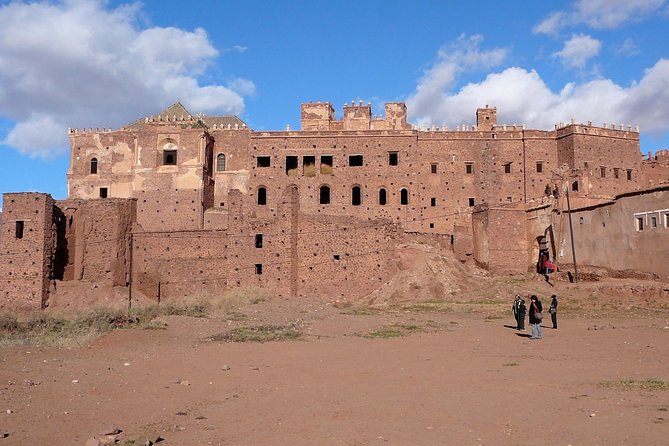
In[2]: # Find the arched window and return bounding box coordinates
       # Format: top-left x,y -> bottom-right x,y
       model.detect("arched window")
319,185 -> 330,205
162,142 -> 178,165
90,158 -> 98,174
352,186 -> 362,206
400,188 -> 409,205
572,181 -> 579,192
379,188 -> 387,205
257,187 -> 267,205
217,153 -> 226,171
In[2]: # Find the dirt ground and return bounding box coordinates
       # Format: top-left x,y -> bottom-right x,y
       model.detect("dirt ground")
1,243 -> 668,445
1,289 -> 668,445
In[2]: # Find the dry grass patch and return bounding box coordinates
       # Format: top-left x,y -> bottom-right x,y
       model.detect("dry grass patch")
365,323 -> 423,339
208,324 -> 302,343
600,378 -> 669,391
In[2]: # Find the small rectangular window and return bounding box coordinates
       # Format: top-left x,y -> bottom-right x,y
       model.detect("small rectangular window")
507,197 -> 512,202
429,223 -> 434,229
255,264 -> 263,275
303,156 -> 316,177
255,234 -> 263,248
99,187 -> 108,198
333,254 -> 340,260
388,152 -> 398,166
536,162 -> 543,173
636,216 -> 644,231
468,197 -> 475,207
651,216 -> 657,228
465,163 -> 473,174
163,150 -> 177,165
504,163 -> 511,174
431,197 -> 436,207
665,213 -> 669,228
613,167 -> 619,179
15,221 -> 24,239
431,163 -> 438,174
257,156 -> 271,167
627,169 -> 633,181
349,155 -> 364,167
600,166 -> 606,178
285,156 -> 298,176
320,155 -> 333,174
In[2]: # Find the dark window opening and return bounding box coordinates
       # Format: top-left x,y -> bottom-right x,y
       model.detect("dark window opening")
333,254 -> 341,260
400,188 -> 409,205
15,221 -> 24,239
379,188 -> 387,205
536,162 -> 543,173
507,197 -> 512,202
429,223 -> 434,229
651,216 -> 657,228
257,156 -> 270,167
627,169 -> 633,181
468,197 -> 475,207
319,185 -> 331,204
163,150 -> 177,165
90,158 -> 98,174
504,163 -> 511,174
572,181 -> 579,192
320,155 -> 333,174
352,186 -> 362,206
255,264 -> 263,275
99,187 -> 108,198
257,187 -> 267,205
217,154 -> 226,171
636,217 -> 644,231
255,234 -> 263,248
349,155 -> 363,167
303,156 -> 316,176
388,152 -> 398,166
430,197 -> 436,207
431,163 -> 438,174
286,156 -> 298,176
613,167 -> 619,179
466,163 -> 473,174
600,166 -> 606,178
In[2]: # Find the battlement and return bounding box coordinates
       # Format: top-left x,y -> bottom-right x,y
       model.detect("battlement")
300,100 -> 411,131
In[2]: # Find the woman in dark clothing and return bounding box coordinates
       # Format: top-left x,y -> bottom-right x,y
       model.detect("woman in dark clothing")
518,299 -> 526,331
529,295 -> 543,340
549,295 -> 558,329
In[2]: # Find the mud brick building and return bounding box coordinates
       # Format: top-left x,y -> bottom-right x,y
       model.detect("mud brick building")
1,100 -> 667,309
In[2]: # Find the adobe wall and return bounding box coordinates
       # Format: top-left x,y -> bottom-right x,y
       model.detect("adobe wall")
0,193 -> 55,310
132,187 -> 399,301
471,204 -> 529,274
558,186 -> 669,277
641,150 -> 669,187
56,198 -> 136,286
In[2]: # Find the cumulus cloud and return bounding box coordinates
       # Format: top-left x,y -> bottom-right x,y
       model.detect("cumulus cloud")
0,0 -> 254,158
553,34 -> 602,68
407,42 -> 669,137
534,0 -> 666,34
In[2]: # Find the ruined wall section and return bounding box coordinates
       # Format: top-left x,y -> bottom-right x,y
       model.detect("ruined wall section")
68,129 -> 136,199
641,149 -> 669,187
0,193 -> 55,310
56,198 -> 135,286
471,204 -> 528,274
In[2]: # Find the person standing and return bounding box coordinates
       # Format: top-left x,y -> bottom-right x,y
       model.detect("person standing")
513,295 -> 521,329
549,295 -> 558,329
518,299 -> 526,331
529,295 -> 543,340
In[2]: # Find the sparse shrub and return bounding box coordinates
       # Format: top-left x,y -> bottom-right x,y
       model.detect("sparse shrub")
208,324 -> 302,343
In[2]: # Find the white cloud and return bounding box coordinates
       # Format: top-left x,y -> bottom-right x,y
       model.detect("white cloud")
553,34 -> 602,68
0,0 -> 254,158
534,0 -> 667,34
614,38 -> 640,56
407,42 -> 669,137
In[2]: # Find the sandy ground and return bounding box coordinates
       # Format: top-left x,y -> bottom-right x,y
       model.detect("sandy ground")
1,296 -> 668,446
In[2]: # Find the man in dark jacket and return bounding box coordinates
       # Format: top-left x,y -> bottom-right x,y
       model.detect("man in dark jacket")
549,295 -> 558,329
529,295 -> 543,339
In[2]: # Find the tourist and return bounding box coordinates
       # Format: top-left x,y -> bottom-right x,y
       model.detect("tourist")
549,295 -> 558,329
513,295 -> 522,329
529,295 -> 543,339
518,299 -> 526,331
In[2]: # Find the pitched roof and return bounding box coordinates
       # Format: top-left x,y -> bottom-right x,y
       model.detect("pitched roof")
122,101 -> 248,130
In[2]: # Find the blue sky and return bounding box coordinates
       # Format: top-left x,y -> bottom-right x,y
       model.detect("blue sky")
1,0 -> 668,199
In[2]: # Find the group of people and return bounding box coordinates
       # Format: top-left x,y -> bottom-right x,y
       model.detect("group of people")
513,294 -> 558,340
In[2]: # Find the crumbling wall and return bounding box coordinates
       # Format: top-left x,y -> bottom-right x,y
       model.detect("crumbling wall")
0,193 -> 55,310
